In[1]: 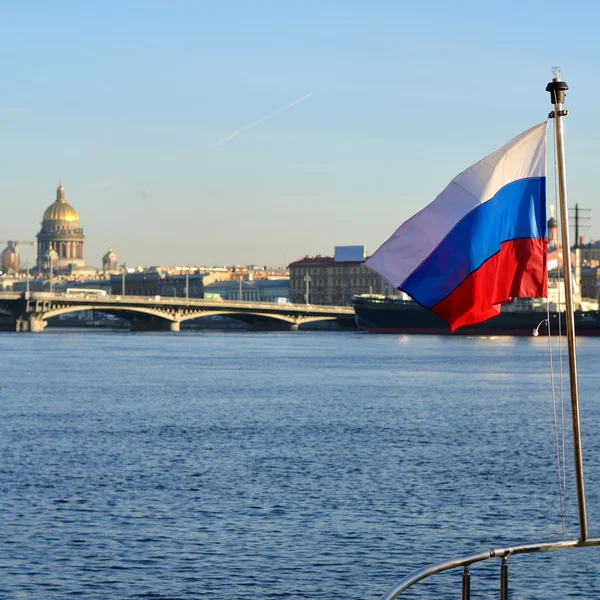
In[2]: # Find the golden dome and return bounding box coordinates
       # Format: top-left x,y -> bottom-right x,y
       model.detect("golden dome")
42,183 -> 79,222
0,243 -> 17,272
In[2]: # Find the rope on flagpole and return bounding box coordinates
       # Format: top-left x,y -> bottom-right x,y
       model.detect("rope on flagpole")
546,298 -> 567,539
535,124 -> 569,538
553,129 -> 569,530
548,132 -> 568,537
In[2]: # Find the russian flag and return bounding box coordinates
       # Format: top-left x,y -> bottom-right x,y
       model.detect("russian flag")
365,122 -> 548,332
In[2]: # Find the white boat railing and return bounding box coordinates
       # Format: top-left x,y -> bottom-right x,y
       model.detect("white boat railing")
380,537 -> 600,599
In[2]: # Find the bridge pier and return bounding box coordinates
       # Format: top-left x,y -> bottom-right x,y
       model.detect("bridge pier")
289,323 -> 300,331
129,319 -> 181,332
28,316 -> 46,333
15,316 -> 46,332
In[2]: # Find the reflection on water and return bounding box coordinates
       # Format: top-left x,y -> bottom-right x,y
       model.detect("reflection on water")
2,330 -> 600,599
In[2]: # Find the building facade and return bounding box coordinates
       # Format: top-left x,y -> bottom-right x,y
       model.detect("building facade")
289,246 -> 395,306
580,267 -> 600,300
203,279 -> 289,301
109,270 -> 205,298
37,183 -> 85,272
580,240 -> 600,267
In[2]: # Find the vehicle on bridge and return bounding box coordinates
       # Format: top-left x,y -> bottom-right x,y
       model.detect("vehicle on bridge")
65,288 -> 107,297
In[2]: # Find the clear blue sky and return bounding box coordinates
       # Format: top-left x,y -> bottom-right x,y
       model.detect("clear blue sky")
1,0 -> 599,268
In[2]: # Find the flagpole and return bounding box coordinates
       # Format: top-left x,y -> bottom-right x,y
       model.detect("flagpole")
546,67 -> 588,542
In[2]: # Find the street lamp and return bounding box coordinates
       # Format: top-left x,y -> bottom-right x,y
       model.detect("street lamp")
49,255 -> 54,293
185,269 -> 189,304
304,274 -> 311,306
25,260 -> 30,299
239,273 -> 243,301
122,264 -> 127,296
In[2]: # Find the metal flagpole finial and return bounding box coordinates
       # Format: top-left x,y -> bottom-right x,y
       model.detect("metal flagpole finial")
546,66 -> 568,107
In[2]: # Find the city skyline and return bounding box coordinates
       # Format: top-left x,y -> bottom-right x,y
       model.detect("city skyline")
2,1 -> 600,267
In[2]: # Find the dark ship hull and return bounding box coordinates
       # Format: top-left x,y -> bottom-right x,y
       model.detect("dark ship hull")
352,295 -> 600,336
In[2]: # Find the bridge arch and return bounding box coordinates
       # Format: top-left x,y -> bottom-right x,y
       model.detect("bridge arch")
179,310 -> 296,325
33,303 -> 346,330
41,304 -> 178,322
179,310 -> 339,327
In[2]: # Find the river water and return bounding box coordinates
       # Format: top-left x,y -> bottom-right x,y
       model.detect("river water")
2,330 -> 600,599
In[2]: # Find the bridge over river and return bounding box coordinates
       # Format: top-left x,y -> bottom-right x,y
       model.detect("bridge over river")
0,292 -> 356,332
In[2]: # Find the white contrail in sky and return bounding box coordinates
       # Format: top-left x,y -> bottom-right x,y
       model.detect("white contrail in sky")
95,179 -> 113,189
213,93 -> 312,146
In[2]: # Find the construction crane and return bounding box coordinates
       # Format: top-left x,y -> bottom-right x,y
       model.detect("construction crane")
0,240 -> 34,272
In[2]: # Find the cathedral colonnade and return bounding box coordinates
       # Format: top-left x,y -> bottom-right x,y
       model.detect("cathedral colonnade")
37,240 -> 84,261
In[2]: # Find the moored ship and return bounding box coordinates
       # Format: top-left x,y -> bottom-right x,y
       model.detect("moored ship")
352,294 -> 600,336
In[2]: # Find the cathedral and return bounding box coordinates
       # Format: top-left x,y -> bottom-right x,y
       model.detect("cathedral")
37,182 -> 85,272
102,245 -> 119,272
1,182 -> 121,278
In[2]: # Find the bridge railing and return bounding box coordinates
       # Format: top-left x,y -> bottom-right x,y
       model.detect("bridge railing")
17,292 -> 354,313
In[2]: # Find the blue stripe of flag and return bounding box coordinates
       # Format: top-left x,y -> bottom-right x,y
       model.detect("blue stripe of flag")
401,177 -> 547,308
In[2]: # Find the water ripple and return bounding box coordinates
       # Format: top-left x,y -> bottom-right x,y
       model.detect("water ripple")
2,331 -> 600,598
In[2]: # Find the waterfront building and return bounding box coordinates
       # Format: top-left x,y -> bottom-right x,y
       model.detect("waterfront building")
158,272 -> 204,298
580,266 -> 600,300
203,279 -> 289,302
244,265 -> 289,281
109,268 -> 205,298
37,183 -> 85,272
544,213 -> 588,310
200,265 -> 288,285
580,240 -> 600,267
9,276 -> 62,293
0,274 -> 22,290
289,245 -> 393,306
